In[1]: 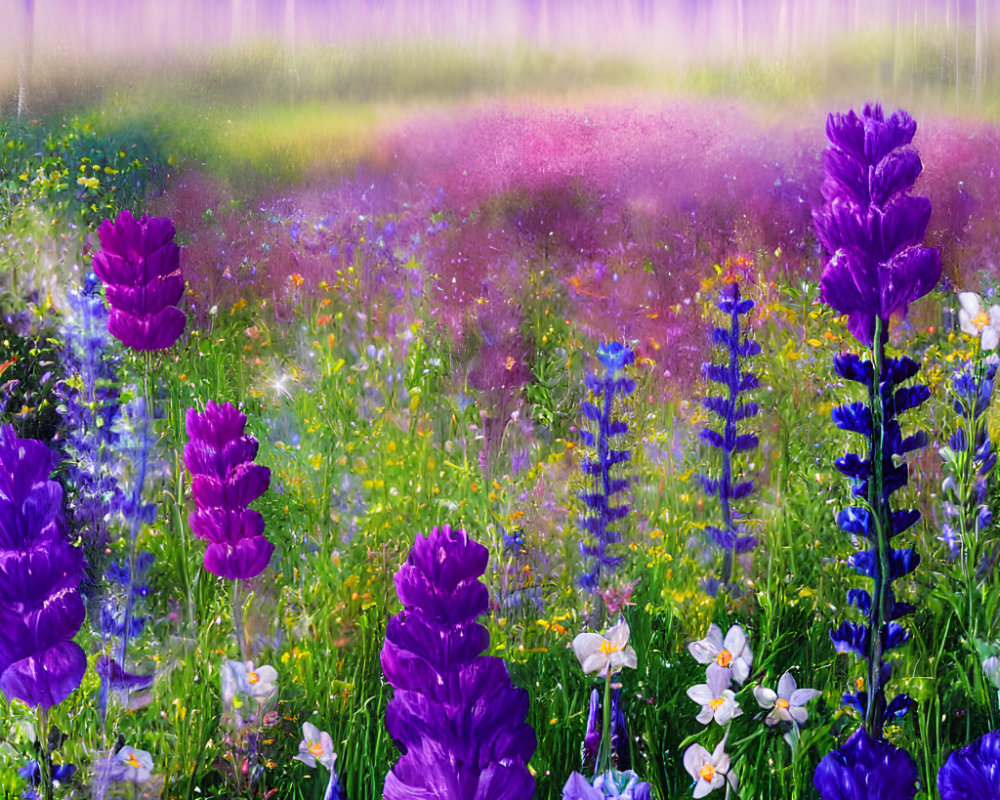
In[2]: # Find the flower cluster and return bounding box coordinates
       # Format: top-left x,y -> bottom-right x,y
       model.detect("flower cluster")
92,209 -> 186,351
817,102 -> 939,738
0,424 -> 86,708
578,342 -> 635,591
56,273 -> 124,561
381,524 -> 536,800
699,281 -> 760,585
185,402 -> 273,580
938,352 -> 998,567
814,103 -> 941,347
814,102 -> 940,798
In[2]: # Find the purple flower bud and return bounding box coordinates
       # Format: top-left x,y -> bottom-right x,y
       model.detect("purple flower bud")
0,425 -> 87,708
185,403 -> 273,580
813,728 -> 917,800
382,525 -> 536,800
92,210 -> 186,351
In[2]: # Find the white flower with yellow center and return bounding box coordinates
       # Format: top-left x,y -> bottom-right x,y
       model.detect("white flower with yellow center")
687,663 -> 742,726
571,617 -> 638,678
753,671 -> 821,726
294,721 -> 337,771
115,745 -> 153,783
688,623 -> 753,684
683,735 -> 737,798
959,292 -> 1000,350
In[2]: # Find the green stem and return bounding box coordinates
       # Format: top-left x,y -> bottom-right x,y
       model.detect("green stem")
36,705 -> 53,800
598,670 -> 613,777
865,315 -> 892,738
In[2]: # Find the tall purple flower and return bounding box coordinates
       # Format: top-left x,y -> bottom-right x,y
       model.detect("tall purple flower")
699,281 -> 760,585
92,209 -> 186,351
578,342 -> 635,591
381,525 -> 536,800
816,105 -> 938,743
185,402 -> 272,580
0,425 -> 86,708
814,104 -> 941,347
938,730 -> 1000,800
813,728 -> 918,800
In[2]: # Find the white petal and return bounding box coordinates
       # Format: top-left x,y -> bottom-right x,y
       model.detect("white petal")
693,780 -> 712,799
581,651 -> 610,675
572,633 -> 605,667
983,327 -> 999,351
687,684 -> 715,705
302,721 -> 320,741
777,672 -> 797,699
606,618 -> 631,649
696,705 -> 714,725
688,639 -> 718,664
789,688 -> 821,706
618,645 -> 638,670
959,292 -> 982,319
959,309 -> 977,336
754,686 -> 777,709
789,705 -> 809,724
731,658 -> 750,685
706,663 -> 732,694
715,703 -> 735,726
723,624 -> 747,656
683,743 -> 710,779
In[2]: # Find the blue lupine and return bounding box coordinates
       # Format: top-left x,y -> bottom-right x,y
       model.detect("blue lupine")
699,281 -> 760,585
56,274 -> 124,564
814,104 -> 939,788
938,359 -> 997,569
578,342 -> 635,591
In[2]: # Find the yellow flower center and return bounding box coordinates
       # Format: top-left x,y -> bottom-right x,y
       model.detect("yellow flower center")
975,310 -> 991,330
700,764 -> 716,782
709,698 -> 725,711
600,640 -> 622,655
776,698 -> 790,710
308,740 -> 324,756
248,671 -> 259,684
855,677 -> 865,691
715,649 -> 733,667
125,753 -> 141,769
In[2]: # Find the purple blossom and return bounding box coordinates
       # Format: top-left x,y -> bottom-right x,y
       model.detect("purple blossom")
813,728 -> 918,800
938,730 -> 1000,799
381,525 -> 536,800
814,104 -> 941,347
185,402 -> 273,580
92,209 -> 186,351
0,425 -> 87,708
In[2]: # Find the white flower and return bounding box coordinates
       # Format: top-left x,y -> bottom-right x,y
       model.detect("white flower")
683,735 -> 738,799
753,672 -> 821,726
958,292 -> 1000,350
115,746 -> 153,783
687,663 -> 742,726
984,655 -> 1000,690
688,623 -> 753,684
294,721 -> 337,771
222,659 -> 278,708
572,617 -> 638,678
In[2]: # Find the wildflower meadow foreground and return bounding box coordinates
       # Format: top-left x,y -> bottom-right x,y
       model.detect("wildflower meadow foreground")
3,49 -> 1000,800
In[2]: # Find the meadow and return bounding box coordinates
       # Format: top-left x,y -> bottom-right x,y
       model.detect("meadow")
1,35 -> 1000,800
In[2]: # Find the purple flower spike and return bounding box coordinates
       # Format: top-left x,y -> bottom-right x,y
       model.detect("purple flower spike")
813,728 -> 917,800
185,402 -> 273,580
938,730 -> 1000,800
92,209 -> 186,351
382,524 -> 536,800
0,425 -> 86,708
814,104 -> 941,347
